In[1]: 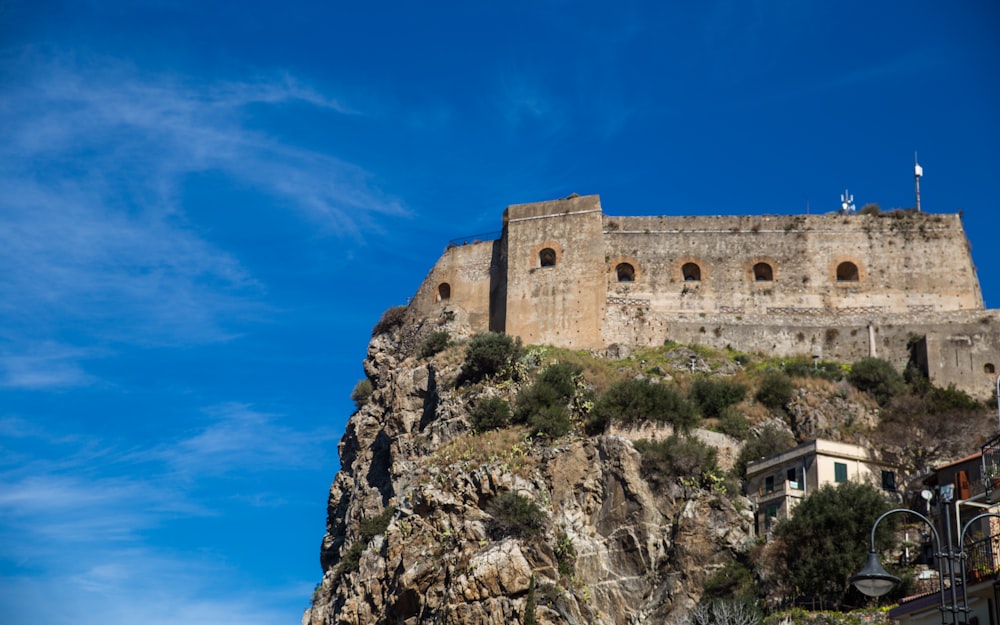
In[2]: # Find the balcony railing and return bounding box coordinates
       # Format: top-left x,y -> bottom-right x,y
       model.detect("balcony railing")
964,531 -> 1000,583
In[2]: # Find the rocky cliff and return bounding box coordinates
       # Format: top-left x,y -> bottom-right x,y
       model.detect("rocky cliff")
302,306 -> 993,625
303,311 -> 759,625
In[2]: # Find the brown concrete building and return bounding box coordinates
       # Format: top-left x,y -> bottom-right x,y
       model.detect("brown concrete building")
410,194 -> 1000,398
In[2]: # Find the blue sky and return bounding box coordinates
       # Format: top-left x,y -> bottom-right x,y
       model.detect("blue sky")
1,2 -> 998,623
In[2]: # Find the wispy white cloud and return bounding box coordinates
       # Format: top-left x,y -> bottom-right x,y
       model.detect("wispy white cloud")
0,341 -> 97,389
0,404 -> 330,624
0,49 -> 408,385
151,402 -> 340,479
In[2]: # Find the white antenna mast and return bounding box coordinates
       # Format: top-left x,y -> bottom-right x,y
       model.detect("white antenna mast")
914,152 -> 923,212
840,189 -> 856,214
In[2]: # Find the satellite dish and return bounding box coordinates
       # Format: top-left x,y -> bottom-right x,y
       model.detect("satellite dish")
921,489 -> 933,501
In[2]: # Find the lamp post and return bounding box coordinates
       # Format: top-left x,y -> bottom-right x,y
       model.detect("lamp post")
851,507 -> 1000,625
995,373 -> 999,429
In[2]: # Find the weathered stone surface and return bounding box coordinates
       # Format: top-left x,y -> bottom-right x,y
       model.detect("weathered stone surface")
304,326 -> 757,625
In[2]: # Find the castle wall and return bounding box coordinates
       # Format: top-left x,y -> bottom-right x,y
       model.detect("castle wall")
501,195 -> 606,349
408,195 -> 999,398
409,239 -> 494,333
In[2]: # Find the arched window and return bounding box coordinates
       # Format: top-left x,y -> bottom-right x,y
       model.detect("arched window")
836,261 -> 860,282
682,262 -> 702,281
986,363 -> 996,374
539,248 -> 557,267
616,263 -> 635,282
753,262 -> 774,282
438,283 -> 451,301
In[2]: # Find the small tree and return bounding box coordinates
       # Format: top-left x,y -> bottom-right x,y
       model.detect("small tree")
770,482 -> 896,609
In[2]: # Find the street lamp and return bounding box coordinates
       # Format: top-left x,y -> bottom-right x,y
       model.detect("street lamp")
995,373 -> 999,429
851,507 -> 1000,625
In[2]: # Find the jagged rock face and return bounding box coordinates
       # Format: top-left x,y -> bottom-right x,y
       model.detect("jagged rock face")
304,329 -> 754,625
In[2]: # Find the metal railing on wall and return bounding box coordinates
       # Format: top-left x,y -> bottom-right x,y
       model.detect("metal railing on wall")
446,230 -> 502,249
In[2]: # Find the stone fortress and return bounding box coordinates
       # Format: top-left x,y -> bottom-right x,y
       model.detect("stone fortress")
410,194 -> 1000,399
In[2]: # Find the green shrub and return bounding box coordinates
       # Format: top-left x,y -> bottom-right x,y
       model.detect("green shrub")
717,407 -> 749,439
372,305 -> 408,336
513,362 -> 581,438
418,330 -> 451,358
339,506 -> 395,576
527,404 -> 572,439
734,424 -> 795,478
782,357 -> 844,381
927,384 -> 980,412
486,491 -> 545,540
634,435 -> 719,488
702,561 -> 756,600
351,378 -> 373,411
755,370 -> 794,410
587,378 -> 697,434
470,397 -> 512,432
459,332 -> 522,384
690,377 -> 747,419
848,357 -> 904,406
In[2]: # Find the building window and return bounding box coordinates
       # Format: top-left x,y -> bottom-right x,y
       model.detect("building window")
438,283 -> 451,301
882,471 -> 896,492
764,504 -> 779,530
764,475 -> 775,494
986,363 -> 996,374
616,262 -> 635,282
834,462 -> 848,483
753,262 -> 774,282
787,467 -> 802,490
681,262 -> 702,281
836,261 -> 860,282
539,248 -> 557,267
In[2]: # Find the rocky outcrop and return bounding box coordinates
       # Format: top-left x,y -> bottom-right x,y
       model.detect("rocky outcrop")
304,324 -> 756,625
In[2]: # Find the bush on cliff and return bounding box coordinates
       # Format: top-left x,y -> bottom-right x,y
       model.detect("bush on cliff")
734,425 -> 795,479
633,434 -> 720,489
350,378 -> 373,411
587,378 -> 697,434
513,362 -> 582,439
459,332 -> 522,384
755,370 -> 793,411
690,377 -> 747,419
470,396 -> 512,432
371,305 -> 408,336
486,491 -> 545,540
418,330 -> 451,358
339,506 -> 395,577
847,357 -> 904,406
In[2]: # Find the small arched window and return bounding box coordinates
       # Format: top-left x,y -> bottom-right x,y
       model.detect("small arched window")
539,248 -> 557,267
836,261 -> 860,282
986,363 -> 996,374
753,262 -> 774,282
682,262 -> 702,281
616,263 -> 635,282
438,283 -> 451,301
